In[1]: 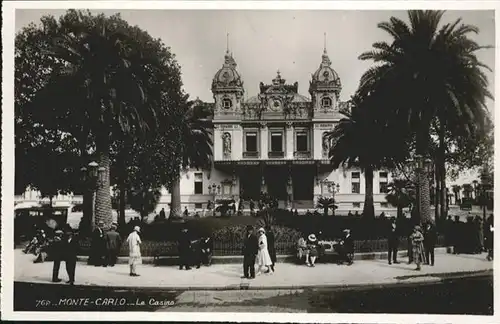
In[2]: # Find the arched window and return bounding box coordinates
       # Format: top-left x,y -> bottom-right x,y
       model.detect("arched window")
321,97 -> 332,108
222,98 -> 232,109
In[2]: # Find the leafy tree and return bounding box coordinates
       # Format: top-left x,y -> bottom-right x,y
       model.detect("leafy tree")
385,179 -> 415,219
169,98 -> 213,218
358,10 -> 492,224
452,184 -> 461,204
17,10 -> 184,228
128,187 -> 162,218
316,196 -> 337,217
326,94 -> 408,218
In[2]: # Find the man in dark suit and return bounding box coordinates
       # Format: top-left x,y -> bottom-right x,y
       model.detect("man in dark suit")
423,222 -> 437,266
64,228 -> 79,285
338,229 -> 354,265
178,228 -> 192,270
51,230 -> 65,282
387,217 -> 400,265
265,225 -> 277,272
89,221 -> 106,266
242,225 -> 258,279
105,224 -> 122,267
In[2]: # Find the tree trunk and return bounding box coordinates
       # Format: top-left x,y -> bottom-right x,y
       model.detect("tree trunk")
170,170 -> 182,218
397,205 -> 403,220
49,196 -> 54,208
416,127 -> 432,224
118,180 -> 126,228
363,166 -> 375,218
434,162 -> 441,222
95,135 -> 113,228
438,128 -> 447,222
323,206 -> 328,217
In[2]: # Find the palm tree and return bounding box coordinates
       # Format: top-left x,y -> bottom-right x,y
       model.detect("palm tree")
169,99 -> 213,218
37,17 -> 168,227
385,179 -> 415,219
316,196 -> 337,217
358,10 -> 492,224
326,95 -> 407,218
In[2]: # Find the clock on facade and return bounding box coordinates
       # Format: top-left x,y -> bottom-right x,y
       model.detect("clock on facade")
271,99 -> 282,111
323,70 -> 329,80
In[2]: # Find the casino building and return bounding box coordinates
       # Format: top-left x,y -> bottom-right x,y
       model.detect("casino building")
158,46 -> 395,215
15,45 -> 397,216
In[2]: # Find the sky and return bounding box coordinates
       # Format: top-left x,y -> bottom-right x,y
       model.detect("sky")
14,9 -> 495,184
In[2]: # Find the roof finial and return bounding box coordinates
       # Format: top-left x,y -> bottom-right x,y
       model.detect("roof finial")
323,32 -> 327,54
226,33 -> 230,54
277,69 -> 281,78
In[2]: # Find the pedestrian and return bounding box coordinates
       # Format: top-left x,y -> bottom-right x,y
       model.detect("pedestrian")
265,225 -> 277,272
256,227 -> 273,275
88,221 -> 107,266
338,229 -> 354,265
183,207 -> 189,217
159,208 -> 166,220
51,230 -> 65,283
201,236 -> 213,266
486,214 -> 494,261
387,217 -> 400,265
423,222 -> 436,266
105,223 -> 122,267
64,227 -> 79,285
293,209 -> 299,217
178,228 -> 192,270
297,236 -> 307,262
474,216 -> 484,253
126,226 -> 142,276
410,225 -> 425,271
242,225 -> 258,279
306,233 -> 319,267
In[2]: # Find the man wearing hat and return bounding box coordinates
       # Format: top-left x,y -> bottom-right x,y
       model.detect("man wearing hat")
242,225 -> 258,279
306,233 -> 319,266
105,223 -> 122,267
387,217 -> 400,265
126,226 -> 142,276
178,228 -> 192,270
63,227 -> 79,285
338,229 -> 354,265
51,229 -> 65,282
89,221 -> 107,266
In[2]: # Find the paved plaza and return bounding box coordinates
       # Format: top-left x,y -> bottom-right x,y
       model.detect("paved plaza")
15,249 -> 492,290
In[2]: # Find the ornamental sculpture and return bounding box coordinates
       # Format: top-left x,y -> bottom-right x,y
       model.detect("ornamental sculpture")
222,132 -> 231,157
322,133 -> 330,157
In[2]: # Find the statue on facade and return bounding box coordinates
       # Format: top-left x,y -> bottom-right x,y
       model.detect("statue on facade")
223,132 -> 231,156
322,134 -> 330,157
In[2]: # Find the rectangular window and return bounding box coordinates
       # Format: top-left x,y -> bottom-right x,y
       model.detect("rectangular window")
195,203 -> 202,209
379,171 -> 388,194
194,173 -> 203,194
381,202 -> 388,208
296,132 -> 308,152
353,202 -> 361,208
351,172 -> 360,194
271,132 -> 283,152
246,132 -> 257,152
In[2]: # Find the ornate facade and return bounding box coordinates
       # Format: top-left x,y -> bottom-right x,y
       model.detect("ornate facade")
160,46 -> 395,214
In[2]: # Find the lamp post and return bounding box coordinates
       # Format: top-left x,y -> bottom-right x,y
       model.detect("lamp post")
81,161 -> 105,231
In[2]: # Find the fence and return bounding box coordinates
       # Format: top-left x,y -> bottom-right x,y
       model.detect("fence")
78,235 -> 445,257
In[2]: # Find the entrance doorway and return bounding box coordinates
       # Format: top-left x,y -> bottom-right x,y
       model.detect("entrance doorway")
292,166 -> 314,201
265,167 -> 288,201
239,167 -> 261,200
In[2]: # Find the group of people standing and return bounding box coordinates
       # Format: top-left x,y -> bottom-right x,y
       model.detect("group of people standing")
242,225 -> 276,278
88,221 -> 123,267
447,214 -> 494,258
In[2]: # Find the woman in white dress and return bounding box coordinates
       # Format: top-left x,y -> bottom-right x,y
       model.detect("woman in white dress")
127,226 -> 142,276
256,227 -> 273,275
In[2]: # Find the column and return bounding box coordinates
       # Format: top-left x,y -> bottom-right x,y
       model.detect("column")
286,122 -> 294,159
260,122 -> 268,159
287,163 -> 293,209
